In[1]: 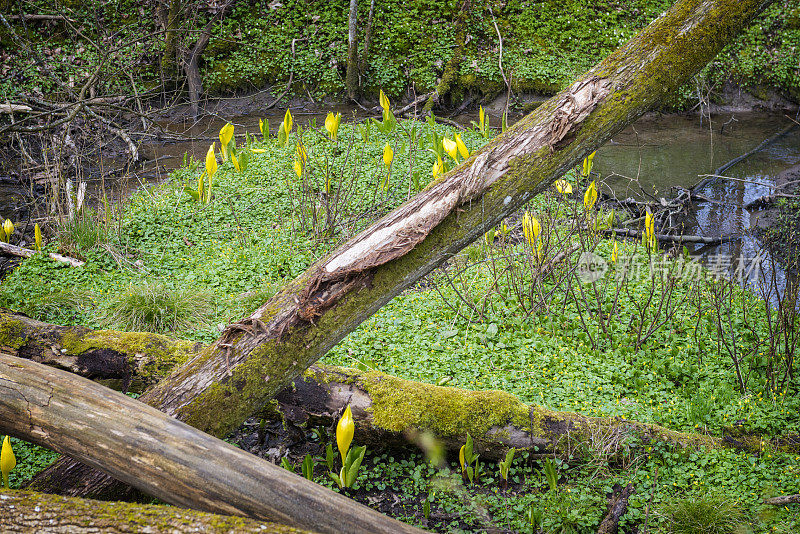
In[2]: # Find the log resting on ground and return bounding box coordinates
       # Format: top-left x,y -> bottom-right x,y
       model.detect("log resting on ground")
0,490 -> 311,534
0,354 -> 423,534
16,0 -> 776,504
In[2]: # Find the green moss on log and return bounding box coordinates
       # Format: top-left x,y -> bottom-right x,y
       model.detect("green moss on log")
0,311 -> 25,350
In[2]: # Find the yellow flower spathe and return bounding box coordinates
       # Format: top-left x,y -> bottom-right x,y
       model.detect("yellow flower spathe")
442,138 -> 458,162
581,150 -> 596,178
432,156 -> 444,178
1,435 -> 16,488
555,179 -> 573,194
295,143 -> 307,163
383,143 -> 393,167
479,105 -> 485,132
612,240 -> 618,263
1,219 -> 13,242
293,159 -> 303,178
336,405 -> 355,465
325,112 -> 341,141
205,144 -> 218,180
34,223 -> 42,251
231,153 -> 241,173
219,123 -> 234,161
455,134 -> 469,159
283,109 -> 293,136
522,211 -> 541,249
379,89 -> 390,112
584,180 -> 597,211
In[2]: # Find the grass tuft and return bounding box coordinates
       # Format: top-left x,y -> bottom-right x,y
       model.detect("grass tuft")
659,492 -> 747,534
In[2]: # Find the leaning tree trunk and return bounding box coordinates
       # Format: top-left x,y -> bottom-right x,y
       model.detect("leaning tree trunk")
0,354 -> 424,534
0,490 -> 310,534
25,0 -> 774,505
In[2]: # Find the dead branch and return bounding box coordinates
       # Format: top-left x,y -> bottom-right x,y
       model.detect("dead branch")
0,241 -> 84,267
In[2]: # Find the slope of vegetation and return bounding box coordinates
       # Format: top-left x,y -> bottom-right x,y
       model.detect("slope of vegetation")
1,112 -> 798,532
0,0 -> 798,107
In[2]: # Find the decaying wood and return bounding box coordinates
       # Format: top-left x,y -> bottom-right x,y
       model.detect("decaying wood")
0,490 -> 310,534
0,241 -> 84,267
764,494 -> 800,506
25,0 -> 775,507
0,354 -> 424,534
596,483 -> 635,534
0,103 -> 32,113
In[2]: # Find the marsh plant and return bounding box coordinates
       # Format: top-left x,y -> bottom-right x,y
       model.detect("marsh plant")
658,492 -> 746,534
101,281 -> 215,334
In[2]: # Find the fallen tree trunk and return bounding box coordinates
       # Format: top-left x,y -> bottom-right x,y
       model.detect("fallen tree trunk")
0,242 -> 84,267
0,490 -> 309,534
0,353 -> 423,534
601,228 -> 734,245
25,0 -> 775,508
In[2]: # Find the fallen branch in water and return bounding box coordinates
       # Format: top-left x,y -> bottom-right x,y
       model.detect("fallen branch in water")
0,241 -> 84,267
601,228 -> 734,245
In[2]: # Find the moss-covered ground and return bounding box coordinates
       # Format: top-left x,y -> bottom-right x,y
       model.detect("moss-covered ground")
1,114 -> 799,532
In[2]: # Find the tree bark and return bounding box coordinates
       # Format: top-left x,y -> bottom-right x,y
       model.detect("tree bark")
24,0 -> 774,505
0,354 -> 424,534
0,490 -> 310,534
346,0 -> 359,100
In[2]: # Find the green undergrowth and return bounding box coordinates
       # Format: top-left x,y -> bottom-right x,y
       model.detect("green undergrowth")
0,114 -> 798,531
1,0 -> 798,108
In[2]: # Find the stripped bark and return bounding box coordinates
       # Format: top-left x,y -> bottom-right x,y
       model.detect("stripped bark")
26,0 -> 774,504
0,490 -> 310,534
0,354 -> 424,534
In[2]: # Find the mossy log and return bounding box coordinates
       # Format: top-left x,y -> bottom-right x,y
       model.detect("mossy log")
0,490 -> 310,534
22,0 -> 774,508
0,354 -> 424,534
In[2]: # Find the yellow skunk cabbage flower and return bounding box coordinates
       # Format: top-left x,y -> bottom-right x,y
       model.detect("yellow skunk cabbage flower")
205,144 -> 218,180
612,240 -> 619,263
555,179 -> 573,194
582,151 -> 596,178
379,89 -> 390,113
35,223 -> 42,251
432,156 -> 444,178
584,180 -> 597,211
644,211 -> 656,250
442,138 -> 458,162
337,405 -> 355,465
522,211 -> 541,248
1,435 -> 15,488
219,123 -> 234,161
325,112 -> 341,141
231,153 -> 241,173
259,118 -> 267,138
293,159 -> 303,178
283,109 -> 293,136
250,148 -> 266,154
479,105 -> 486,132
459,444 -> 466,473
1,219 -> 12,242
295,143 -> 307,163
455,134 -> 469,159
383,143 -> 393,166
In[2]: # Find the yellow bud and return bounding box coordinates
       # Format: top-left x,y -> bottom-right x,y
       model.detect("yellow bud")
293,159 -> 303,178
336,405 -> 355,465
584,180 -> 597,211
325,112 -> 340,141
459,444 -> 466,472
1,435 -> 16,488
479,106 -> 485,131
205,144 -> 218,180
3,219 -> 13,241
432,157 -> 444,178
283,109 -> 293,135
231,153 -> 241,173
383,142 -> 393,166
455,134 -> 469,159
34,223 -> 42,251
612,240 -> 618,263
582,150 -> 596,178
295,143 -> 307,163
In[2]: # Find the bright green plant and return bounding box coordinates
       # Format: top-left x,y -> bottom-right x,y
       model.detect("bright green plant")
100,281 -> 215,334
459,433 -> 481,485
498,447 -> 515,486
659,492 -> 746,534
525,504 -> 543,533
543,458 -> 558,492
301,454 -> 315,481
